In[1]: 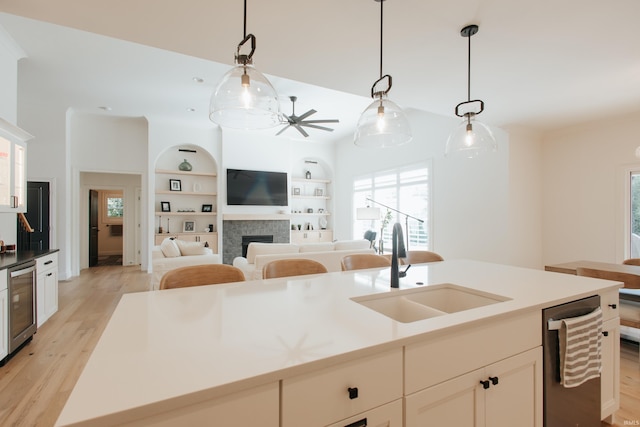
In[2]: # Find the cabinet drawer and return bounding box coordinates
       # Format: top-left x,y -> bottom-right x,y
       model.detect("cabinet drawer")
282,348 -> 403,427
36,253 -> 57,271
326,399 -> 403,427
600,290 -> 620,322
405,310 -> 540,394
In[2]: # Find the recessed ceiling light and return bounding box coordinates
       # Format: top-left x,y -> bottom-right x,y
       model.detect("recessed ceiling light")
98,106 -> 112,111
192,77 -> 204,84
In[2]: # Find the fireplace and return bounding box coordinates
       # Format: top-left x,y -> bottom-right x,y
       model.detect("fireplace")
242,235 -> 273,257
222,218 -> 290,264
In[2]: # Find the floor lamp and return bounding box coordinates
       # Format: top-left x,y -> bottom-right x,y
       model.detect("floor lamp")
363,197 -> 423,251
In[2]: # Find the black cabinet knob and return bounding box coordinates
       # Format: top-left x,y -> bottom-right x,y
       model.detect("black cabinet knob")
602,331 -> 609,337
480,380 -> 490,389
489,376 -> 499,385
608,303 -> 617,309
347,387 -> 359,399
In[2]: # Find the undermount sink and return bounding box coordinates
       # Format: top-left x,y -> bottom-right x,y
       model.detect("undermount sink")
351,283 -> 511,323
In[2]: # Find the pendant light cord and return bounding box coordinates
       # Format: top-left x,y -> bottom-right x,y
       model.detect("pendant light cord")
243,0 -> 247,39
379,0 -> 384,79
466,30 -> 471,102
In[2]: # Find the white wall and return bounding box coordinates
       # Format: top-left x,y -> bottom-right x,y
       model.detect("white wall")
542,110 -> 640,266
505,126 -> 543,268
334,108 -> 543,267
221,128 -> 335,216
70,112 -> 148,276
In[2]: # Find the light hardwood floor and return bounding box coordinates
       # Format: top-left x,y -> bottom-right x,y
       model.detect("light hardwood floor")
0,265 -> 638,426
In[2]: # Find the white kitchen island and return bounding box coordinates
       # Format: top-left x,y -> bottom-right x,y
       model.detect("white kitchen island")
55,260 -> 621,427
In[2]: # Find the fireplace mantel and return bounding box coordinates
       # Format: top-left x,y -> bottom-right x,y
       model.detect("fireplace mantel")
223,214 -> 290,221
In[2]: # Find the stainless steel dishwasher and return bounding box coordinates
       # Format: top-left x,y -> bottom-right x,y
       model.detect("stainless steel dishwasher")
542,294 -> 601,427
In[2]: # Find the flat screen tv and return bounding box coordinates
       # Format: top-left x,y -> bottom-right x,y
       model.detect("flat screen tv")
226,168 -> 288,206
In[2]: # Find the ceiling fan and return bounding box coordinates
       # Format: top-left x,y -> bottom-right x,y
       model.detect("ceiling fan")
276,96 -> 339,138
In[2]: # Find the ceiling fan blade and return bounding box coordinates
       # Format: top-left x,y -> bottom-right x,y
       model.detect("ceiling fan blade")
300,123 -> 335,132
293,123 -> 309,138
301,119 -> 340,124
276,125 -> 291,136
296,109 -> 317,121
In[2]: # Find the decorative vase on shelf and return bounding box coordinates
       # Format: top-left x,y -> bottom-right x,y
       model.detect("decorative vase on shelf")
305,170 -> 311,179
178,159 -> 192,171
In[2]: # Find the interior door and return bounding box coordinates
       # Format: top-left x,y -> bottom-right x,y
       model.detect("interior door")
19,181 -> 50,250
89,189 -> 99,267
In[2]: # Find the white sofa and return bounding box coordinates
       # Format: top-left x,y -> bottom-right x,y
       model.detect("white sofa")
151,238 -> 220,290
232,240 -> 374,280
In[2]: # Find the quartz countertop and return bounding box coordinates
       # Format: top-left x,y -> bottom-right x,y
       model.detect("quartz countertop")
55,259 -> 622,426
0,248 -> 59,270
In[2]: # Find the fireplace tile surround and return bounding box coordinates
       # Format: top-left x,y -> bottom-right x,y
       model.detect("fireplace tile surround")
222,218 -> 290,264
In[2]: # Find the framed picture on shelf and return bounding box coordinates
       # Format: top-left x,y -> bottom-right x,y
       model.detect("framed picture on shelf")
169,179 -> 182,191
292,187 -> 300,195
160,201 -> 171,212
314,188 -> 323,196
202,204 -> 213,212
183,220 -> 195,232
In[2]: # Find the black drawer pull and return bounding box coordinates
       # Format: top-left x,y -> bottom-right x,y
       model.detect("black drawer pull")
347,387 -> 358,399
44,260 -> 53,265
489,376 -> 499,385
345,418 -> 367,427
608,303 -> 617,309
602,331 -> 609,337
46,272 -> 53,277
480,380 -> 490,389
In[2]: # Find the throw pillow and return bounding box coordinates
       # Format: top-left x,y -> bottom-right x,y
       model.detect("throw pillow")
160,238 -> 181,258
175,239 -> 207,256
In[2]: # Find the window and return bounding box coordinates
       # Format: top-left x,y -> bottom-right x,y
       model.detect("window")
630,171 -> 640,258
353,163 -> 431,252
101,191 -> 124,224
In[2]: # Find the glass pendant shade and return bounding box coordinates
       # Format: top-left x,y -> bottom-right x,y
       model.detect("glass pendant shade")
209,63 -> 281,130
354,95 -> 412,148
445,114 -> 497,158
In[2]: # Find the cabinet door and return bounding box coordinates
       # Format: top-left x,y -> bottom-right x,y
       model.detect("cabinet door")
0,288 -> 7,360
43,268 -> 58,321
0,137 -> 12,209
13,141 -> 26,212
601,317 -> 620,421
406,347 -> 542,427
405,367 -> 483,426
484,347 -> 543,427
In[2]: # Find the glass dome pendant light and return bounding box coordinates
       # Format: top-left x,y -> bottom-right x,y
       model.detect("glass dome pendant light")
354,0 -> 412,148
209,0 -> 280,130
445,24 -> 497,158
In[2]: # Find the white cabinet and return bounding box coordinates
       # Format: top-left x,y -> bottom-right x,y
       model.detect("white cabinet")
326,399 -> 403,427
0,272 -> 7,361
600,289 -> 620,423
281,348 -> 402,427
290,230 -> 333,244
0,120 -> 31,212
406,347 -> 543,427
36,253 -> 58,327
120,382 -> 279,427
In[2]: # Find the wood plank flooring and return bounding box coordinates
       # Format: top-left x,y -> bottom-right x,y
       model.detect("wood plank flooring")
0,265 -> 638,426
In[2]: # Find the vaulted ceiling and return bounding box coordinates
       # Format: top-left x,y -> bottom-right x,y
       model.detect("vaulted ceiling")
1,0 -> 639,142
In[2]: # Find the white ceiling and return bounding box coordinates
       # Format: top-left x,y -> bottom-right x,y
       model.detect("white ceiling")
1,0 -> 639,143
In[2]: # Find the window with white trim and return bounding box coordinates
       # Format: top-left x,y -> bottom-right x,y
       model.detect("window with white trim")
353,163 -> 431,253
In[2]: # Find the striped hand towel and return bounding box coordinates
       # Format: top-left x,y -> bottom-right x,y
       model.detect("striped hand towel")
558,307 -> 603,388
